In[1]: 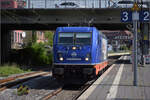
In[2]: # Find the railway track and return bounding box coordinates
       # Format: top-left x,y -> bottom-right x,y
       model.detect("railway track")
0,71 -> 50,92
39,55 -> 121,100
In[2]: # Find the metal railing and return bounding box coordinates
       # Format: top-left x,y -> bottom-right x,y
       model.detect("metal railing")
26,0 -> 150,9
1,0 -> 149,9
27,0 -> 116,8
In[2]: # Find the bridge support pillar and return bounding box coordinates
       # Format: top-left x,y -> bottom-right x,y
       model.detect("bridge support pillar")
0,28 -> 1,65
1,28 -> 11,65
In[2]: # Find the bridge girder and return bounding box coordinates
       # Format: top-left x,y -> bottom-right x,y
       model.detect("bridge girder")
1,8 -> 142,30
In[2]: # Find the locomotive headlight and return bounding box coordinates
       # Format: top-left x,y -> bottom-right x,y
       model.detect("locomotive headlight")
85,53 -> 90,61
59,57 -> 64,61
58,53 -> 63,61
72,46 -> 76,50
85,57 -> 89,61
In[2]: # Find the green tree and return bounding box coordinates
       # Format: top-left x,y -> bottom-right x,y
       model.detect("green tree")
44,31 -> 53,46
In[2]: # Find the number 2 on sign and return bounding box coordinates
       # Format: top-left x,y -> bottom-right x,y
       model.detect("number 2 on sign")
144,11 -> 149,21
122,11 -> 128,21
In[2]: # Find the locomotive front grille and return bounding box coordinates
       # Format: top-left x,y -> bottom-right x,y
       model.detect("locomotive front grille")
66,58 -> 81,60
64,66 -> 83,78
54,65 -> 93,78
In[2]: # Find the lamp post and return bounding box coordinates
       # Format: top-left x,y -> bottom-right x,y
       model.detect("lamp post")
28,0 -> 30,8
45,0 -> 47,8
132,0 -> 139,86
99,0 -> 101,8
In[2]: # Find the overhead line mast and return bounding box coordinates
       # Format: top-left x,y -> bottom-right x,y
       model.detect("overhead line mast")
132,0 -> 138,86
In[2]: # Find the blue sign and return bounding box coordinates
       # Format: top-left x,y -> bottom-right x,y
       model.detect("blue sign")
139,10 -> 150,22
121,11 -> 132,22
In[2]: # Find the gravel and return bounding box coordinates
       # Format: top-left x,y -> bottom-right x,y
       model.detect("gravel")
0,74 -> 61,100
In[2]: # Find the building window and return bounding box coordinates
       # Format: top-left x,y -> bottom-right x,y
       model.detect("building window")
18,32 -> 19,43
14,32 -> 15,42
15,32 -> 17,42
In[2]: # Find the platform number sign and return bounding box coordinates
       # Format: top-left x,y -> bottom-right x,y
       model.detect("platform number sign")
139,11 -> 150,22
121,11 -> 132,22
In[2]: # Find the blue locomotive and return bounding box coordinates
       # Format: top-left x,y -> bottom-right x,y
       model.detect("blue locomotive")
52,27 -> 108,82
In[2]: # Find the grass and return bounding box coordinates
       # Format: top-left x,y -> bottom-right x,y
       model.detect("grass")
0,64 -> 31,77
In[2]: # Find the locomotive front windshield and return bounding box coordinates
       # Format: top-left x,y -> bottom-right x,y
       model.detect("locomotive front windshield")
58,33 -> 91,45
75,33 -> 91,45
58,33 -> 74,44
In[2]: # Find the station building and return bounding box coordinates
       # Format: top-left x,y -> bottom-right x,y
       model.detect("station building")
102,30 -> 133,51
0,0 -> 26,8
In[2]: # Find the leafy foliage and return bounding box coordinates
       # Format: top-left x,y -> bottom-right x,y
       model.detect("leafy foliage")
120,46 -> 129,51
17,85 -> 29,96
10,31 -> 53,66
44,31 -> 54,46
20,42 -> 52,65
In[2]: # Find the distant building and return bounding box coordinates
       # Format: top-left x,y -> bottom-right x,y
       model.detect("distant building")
11,30 -> 46,49
102,30 -> 132,51
0,0 -> 26,8
36,31 -> 45,43
0,0 -> 18,8
17,0 -> 26,8
11,30 -> 25,49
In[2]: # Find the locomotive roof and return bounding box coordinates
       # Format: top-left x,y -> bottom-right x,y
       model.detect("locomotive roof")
56,27 -> 96,33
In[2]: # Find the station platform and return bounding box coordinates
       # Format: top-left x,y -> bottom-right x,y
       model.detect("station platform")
78,56 -> 150,100
108,52 -> 130,57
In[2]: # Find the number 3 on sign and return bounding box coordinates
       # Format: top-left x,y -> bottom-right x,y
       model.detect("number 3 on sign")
122,11 -> 128,21
121,11 -> 132,22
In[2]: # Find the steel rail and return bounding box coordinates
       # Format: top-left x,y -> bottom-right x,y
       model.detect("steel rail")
0,71 -> 43,84
41,88 -> 63,100
0,72 -> 49,92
